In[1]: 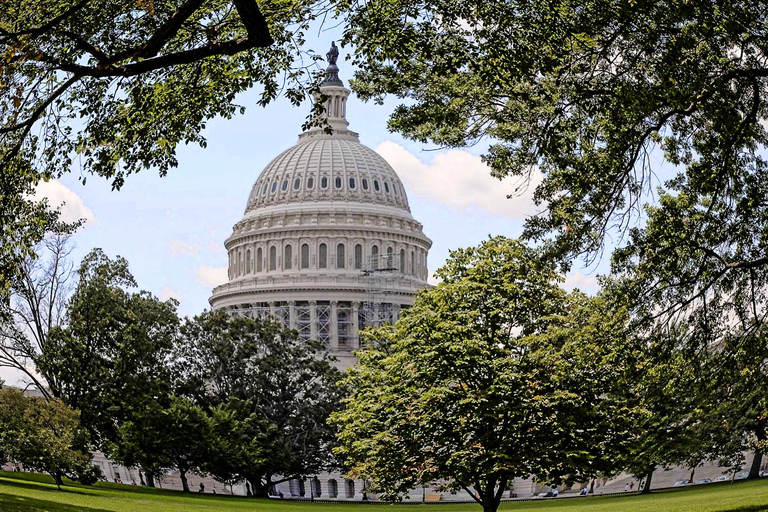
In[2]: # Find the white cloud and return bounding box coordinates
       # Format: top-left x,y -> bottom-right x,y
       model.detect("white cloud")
32,180 -> 96,226
427,272 -> 441,286
159,286 -> 182,303
563,271 -> 600,294
195,265 -> 228,288
376,141 -> 542,219
168,240 -> 201,257
168,240 -> 224,257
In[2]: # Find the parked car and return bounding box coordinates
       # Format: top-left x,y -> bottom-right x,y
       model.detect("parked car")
737,473 -> 749,479
714,475 -> 730,482
673,480 -> 689,487
695,478 -> 711,484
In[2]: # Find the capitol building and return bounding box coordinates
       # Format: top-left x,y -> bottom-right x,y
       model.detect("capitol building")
209,46 -> 432,370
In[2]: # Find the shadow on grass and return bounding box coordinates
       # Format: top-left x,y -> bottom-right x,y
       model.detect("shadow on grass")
0,475 -> 100,498
0,491 -> 107,512
719,507 -> 768,512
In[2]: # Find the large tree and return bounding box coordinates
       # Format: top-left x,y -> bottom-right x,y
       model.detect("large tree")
340,0 -> 768,468
332,237 -> 631,512
175,309 -> 344,497
0,0 -> 329,296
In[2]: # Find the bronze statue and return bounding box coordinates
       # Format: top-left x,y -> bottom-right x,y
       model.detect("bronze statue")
326,41 -> 339,66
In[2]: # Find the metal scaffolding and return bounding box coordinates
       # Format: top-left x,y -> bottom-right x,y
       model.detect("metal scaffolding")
360,252 -> 399,330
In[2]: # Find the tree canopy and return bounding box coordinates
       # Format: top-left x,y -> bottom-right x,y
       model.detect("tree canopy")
332,237 -> 633,512
1,0 -> 329,296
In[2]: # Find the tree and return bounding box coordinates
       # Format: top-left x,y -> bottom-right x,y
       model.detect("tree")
0,0 -> 330,297
332,237 -> 630,512
36,248 -> 180,457
176,309 -> 344,497
0,233 -> 77,397
0,387 -> 95,489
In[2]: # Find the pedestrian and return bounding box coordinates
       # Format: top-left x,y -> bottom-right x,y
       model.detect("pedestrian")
630,481 -> 634,491
552,488 -> 559,497
199,482 -> 205,493
624,483 -> 629,492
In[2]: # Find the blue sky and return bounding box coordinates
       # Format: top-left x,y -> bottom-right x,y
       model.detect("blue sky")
36,40 -> 606,320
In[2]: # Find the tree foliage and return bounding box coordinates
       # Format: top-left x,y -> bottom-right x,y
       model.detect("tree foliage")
176,309 -> 344,496
0,0 -> 330,296
0,387 -> 95,488
332,237 -> 631,512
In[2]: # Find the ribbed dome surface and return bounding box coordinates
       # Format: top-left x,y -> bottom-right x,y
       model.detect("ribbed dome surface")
245,134 -> 411,214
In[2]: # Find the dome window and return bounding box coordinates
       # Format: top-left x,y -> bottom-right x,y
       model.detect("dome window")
321,177 -> 329,189
362,178 -> 369,190
281,179 -> 288,191
335,177 -> 342,189
337,243 -> 345,269
354,244 -> 363,269
384,182 -> 390,193
307,177 -> 314,189
261,183 -> 267,196
271,181 -> 278,193
319,243 -> 328,269
349,177 -> 356,189
374,180 -> 380,192
301,243 -> 310,269
293,178 -> 301,190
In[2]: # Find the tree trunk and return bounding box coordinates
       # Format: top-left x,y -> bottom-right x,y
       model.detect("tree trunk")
482,498 -> 501,512
51,472 -> 63,490
139,472 -> 146,486
589,479 -> 595,494
179,468 -> 190,493
689,467 -> 695,483
748,449 -> 763,479
145,473 -> 155,488
250,477 -> 269,498
641,468 -> 654,494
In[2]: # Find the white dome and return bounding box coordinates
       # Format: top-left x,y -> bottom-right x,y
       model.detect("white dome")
245,134 -> 411,214
210,48 -> 431,369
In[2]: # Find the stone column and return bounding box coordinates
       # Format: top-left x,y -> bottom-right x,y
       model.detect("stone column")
309,301 -> 318,340
330,301 -> 339,351
288,301 -> 296,330
352,302 -> 360,348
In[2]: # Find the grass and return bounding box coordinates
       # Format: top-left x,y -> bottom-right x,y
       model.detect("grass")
1,471 -> 767,512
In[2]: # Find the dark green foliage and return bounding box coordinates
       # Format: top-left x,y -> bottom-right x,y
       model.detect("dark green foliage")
176,309 -> 344,496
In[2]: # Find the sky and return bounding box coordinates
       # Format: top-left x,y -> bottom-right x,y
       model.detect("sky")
31,39 -> 607,323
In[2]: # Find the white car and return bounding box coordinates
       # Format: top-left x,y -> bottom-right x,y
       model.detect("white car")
673,480 -> 689,487
714,475 -> 730,482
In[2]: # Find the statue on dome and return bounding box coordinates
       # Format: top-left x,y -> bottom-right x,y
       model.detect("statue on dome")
326,41 -> 339,66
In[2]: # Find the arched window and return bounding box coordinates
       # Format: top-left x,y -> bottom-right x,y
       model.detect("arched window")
256,247 -> 263,272
271,181 -> 278,193
384,182 -> 390,193
269,246 -> 277,271
319,243 -> 327,269
386,246 -> 393,268
349,177 -> 356,189
321,177 -> 329,189
335,177 -> 342,189
354,244 -> 363,269
371,245 -> 379,269
374,180 -> 380,191
362,178 -> 369,190
336,243 -> 345,269
246,249 -> 251,273
281,179 -> 288,191
328,479 -> 338,498
284,244 -> 292,270
293,178 -> 301,190
239,251 -> 243,276
400,248 -> 405,273
301,243 -> 309,269
346,480 -> 355,499
410,250 -> 414,275
307,177 -> 314,189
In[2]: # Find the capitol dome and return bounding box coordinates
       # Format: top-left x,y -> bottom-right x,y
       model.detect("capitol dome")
209,44 -> 432,369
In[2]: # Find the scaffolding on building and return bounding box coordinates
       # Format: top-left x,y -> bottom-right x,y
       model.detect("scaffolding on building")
359,252 -> 400,331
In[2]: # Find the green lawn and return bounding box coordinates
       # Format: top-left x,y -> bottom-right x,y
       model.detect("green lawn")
0,471 -> 767,512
